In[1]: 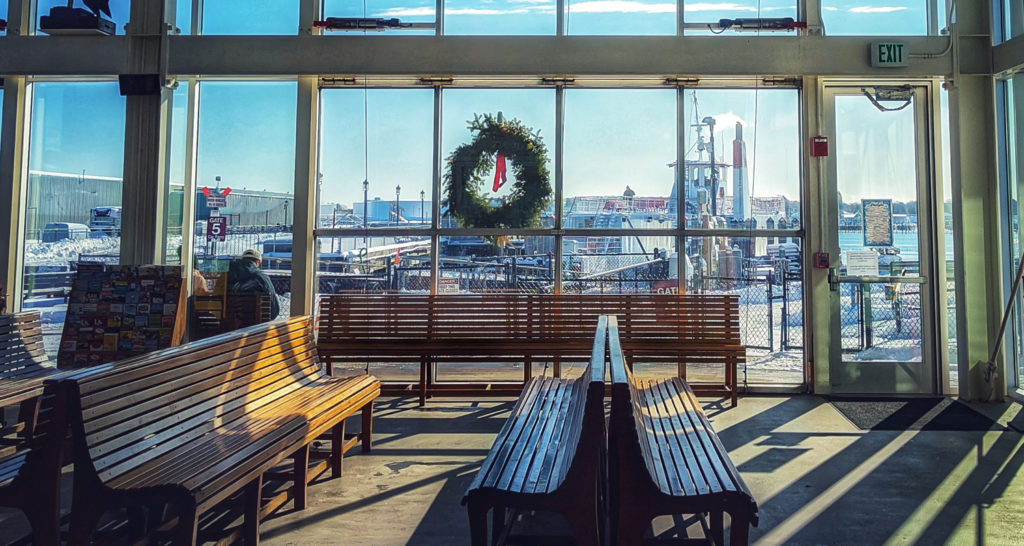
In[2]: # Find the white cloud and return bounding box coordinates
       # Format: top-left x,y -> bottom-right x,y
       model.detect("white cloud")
684,3 -> 757,12
567,1 -> 675,14
849,6 -> 909,13
511,0 -> 555,4
376,6 -> 436,17
823,6 -> 839,10
709,112 -> 748,134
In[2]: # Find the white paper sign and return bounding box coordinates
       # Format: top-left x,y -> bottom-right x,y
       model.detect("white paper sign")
846,250 -> 879,276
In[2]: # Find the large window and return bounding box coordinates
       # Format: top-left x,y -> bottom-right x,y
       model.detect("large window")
445,0 -> 554,35
563,89 -> 676,229
190,81 -> 297,332
36,0 -> 129,34
1004,75 -> 1024,391
200,1 -> 298,35
565,0 -> 674,35
320,88 -> 434,231
443,88 -> 555,228
683,87 -> 803,385
682,0 -> 797,36
23,82 -> 126,355
311,83 -> 805,386
821,0 -> 948,36
325,0 -> 435,35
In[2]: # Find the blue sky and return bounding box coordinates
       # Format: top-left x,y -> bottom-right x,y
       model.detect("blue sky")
21,1 -> 945,210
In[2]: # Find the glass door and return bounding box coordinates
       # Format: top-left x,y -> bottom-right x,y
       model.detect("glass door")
823,84 -> 938,394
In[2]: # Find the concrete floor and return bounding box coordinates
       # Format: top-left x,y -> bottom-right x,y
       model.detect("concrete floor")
3,395 -> 1024,545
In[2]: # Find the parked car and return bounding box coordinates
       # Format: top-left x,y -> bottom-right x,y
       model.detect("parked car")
41,222 -> 90,243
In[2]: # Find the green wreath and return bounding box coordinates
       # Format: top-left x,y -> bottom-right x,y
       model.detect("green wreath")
443,114 -> 551,229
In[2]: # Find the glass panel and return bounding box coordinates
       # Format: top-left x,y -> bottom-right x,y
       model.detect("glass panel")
561,236 -> 677,294
563,89 -> 675,229
320,89 -> 433,231
1006,0 -> 1024,41
165,85 -> 188,266
683,0 -> 797,36
565,0 -> 673,35
189,81 -> 296,338
201,0 -> 298,35
23,82 -> 126,357
174,0 -> 191,34
821,0 -> 928,36
444,0 -> 554,35
324,0 -> 435,35
685,235 -> 803,385
835,94 -> 922,362
1007,76 -> 1024,388
440,236 -> 554,293
315,235 -> 430,379
683,88 -> 800,230
940,87 -> 957,392
1,0 -> 8,35
36,0 -> 129,34
442,89 -> 555,229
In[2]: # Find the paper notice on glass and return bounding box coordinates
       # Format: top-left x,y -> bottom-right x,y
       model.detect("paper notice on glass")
862,199 -> 894,247
846,250 -> 879,276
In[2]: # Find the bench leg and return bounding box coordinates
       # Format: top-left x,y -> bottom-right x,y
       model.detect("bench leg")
331,421 -> 345,478
491,504 -> 505,545
17,397 -> 40,442
361,403 -> 374,453
68,489 -> 104,546
710,511 -> 725,546
292,444 -> 310,511
244,476 -> 262,545
565,491 -> 601,546
419,358 -> 428,407
728,512 -> 751,546
23,497 -> 61,546
467,502 -> 489,546
174,502 -> 199,546
615,514 -> 651,546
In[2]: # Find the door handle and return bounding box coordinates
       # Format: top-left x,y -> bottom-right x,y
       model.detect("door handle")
828,267 -> 839,292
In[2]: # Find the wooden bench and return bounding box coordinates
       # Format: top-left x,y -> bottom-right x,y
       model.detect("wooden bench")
607,315 -> 758,545
317,293 -> 744,406
54,316 -> 380,544
462,315 -> 608,546
0,311 -> 66,545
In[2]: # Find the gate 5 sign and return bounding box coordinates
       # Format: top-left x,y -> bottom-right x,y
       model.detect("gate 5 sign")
206,217 -> 227,242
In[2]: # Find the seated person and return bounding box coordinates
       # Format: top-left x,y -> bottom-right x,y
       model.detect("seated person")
227,248 -> 281,322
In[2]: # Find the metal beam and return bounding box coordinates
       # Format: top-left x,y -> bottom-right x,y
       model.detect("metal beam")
0,35 -> 955,77
949,0 -> 1003,401
0,77 -> 29,313
119,0 -> 171,265
993,33 -> 1024,77
167,36 -> 954,77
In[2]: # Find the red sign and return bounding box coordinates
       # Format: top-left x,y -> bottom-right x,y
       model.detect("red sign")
206,217 -> 227,242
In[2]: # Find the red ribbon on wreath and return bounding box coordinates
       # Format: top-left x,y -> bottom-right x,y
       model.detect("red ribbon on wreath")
492,154 -> 507,192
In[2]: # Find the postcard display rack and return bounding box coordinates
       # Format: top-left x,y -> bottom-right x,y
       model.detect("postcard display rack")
56,264 -> 187,369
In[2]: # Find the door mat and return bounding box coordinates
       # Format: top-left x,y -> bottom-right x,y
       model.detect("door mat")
826,397 -> 1008,431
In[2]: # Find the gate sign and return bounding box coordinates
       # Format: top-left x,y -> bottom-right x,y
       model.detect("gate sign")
201,187 -> 231,209
206,216 -> 227,242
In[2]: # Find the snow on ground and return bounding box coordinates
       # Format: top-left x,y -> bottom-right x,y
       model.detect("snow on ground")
25,236 -> 121,267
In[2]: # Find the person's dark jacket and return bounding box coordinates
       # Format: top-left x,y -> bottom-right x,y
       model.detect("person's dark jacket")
227,258 -> 281,319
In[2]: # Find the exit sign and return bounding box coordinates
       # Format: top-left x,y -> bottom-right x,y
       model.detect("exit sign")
870,42 -> 907,67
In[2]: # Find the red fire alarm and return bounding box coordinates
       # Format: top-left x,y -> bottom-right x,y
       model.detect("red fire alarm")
814,252 -> 830,269
811,136 -> 829,157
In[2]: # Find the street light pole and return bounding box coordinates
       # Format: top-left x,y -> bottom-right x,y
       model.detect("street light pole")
420,190 -> 425,225
395,184 -> 401,226
362,179 -> 369,249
